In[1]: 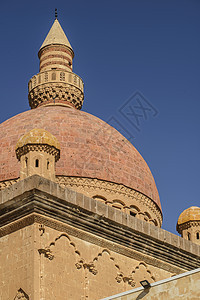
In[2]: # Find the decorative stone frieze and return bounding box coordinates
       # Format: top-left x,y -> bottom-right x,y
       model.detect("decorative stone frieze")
16,144 -> 60,162
0,178 -> 19,191
177,220 -> 200,233
56,176 -> 163,227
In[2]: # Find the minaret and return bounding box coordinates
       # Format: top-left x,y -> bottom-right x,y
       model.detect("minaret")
28,13 -> 84,110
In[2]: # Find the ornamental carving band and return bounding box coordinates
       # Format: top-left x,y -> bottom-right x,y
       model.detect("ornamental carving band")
28,83 -> 84,109
16,144 -> 60,162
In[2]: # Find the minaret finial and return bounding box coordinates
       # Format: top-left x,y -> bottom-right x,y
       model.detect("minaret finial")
55,8 -> 58,19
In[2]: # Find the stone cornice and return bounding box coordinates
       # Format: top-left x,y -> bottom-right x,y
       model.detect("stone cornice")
177,220 -> 200,234
0,175 -> 200,273
16,144 -> 60,161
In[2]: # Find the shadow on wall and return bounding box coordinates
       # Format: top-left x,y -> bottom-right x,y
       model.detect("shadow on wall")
136,288 -> 150,299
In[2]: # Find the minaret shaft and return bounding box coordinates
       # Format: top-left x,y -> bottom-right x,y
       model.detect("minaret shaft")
38,44 -> 73,72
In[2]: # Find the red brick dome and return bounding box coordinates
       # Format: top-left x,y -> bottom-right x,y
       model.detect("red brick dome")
0,105 -> 161,211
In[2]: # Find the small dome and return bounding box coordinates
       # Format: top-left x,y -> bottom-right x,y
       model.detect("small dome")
16,128 -> 60,150
177,206 -> 200,225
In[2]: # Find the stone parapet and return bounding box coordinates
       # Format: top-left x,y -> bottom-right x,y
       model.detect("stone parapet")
56,176 -> 162,227
0,175 -> 200,274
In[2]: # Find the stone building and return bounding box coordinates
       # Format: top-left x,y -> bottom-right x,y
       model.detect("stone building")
0,16 -> 200,300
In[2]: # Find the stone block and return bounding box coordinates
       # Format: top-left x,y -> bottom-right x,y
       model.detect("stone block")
142,221 -> 150,236
75,191 -> 84,207
31,174 -> 47,189
128,214 -> 137,230
65,188 -> 76,205
0,190 -> 2,204
163,230 -> 172,244
179,235 -> 185,249
122,212 -> 128,227
56,184 -> 66,200
96,200 -> 108,217
22,175 -> 51,195
90,197 -> 97,213
191,242 -> 200,256
83,195 -> 91,211
182,239 -> 192,253
11,180 -> 24,200
108,205 -> 115,221
49,180 -> 59,196
158,227 -> 165,242
134,218 -> 143,233
170,233 -> 179,248
115,209 -> 122,224
1,184 -> 14,204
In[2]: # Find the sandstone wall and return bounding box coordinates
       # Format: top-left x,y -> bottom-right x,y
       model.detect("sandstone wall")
0,225 -> 35,299
1,175 -> 200,299
36,224 -> 172,300
104,268 -> 200,300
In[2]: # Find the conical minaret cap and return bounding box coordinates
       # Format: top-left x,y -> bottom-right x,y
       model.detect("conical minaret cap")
40,19 -> 73,51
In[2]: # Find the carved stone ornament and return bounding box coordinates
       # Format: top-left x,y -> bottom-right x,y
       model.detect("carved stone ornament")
115,272 -> 124,283
75,260 -> 83,270
177,220 -> 200,233
83,262 -> 98,275
0,178 -> 19,191
16,144 -> 60,162
14,288 -> 29,300
28,82 -> 84,110
38,248 -> 54,260
122,276 -> 136,287
75,260 -> 98,275
115,272 -> 136,287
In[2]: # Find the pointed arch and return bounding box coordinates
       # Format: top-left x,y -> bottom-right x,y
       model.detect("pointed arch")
131,261 -> 156,283
48,233 -> 82,261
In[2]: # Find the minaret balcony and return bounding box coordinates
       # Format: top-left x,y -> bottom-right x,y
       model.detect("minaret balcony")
28,70 -> 84,110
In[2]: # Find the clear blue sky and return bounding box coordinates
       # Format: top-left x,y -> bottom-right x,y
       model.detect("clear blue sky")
0,0 -> 200,234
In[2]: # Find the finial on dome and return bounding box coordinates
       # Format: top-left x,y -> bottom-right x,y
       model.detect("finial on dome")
55,8 -> 58,19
